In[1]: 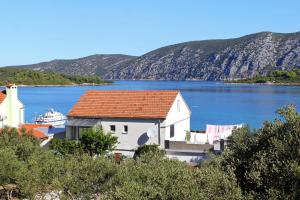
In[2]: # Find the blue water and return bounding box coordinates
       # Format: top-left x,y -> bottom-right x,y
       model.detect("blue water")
4,81 -> 300,130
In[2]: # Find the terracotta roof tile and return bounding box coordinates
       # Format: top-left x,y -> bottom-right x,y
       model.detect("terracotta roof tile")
0,90 -> 6,104
19,124 -> 49,139
68,90 -> 179,119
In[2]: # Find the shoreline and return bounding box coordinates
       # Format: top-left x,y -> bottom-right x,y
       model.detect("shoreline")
2,81 -> 300,87
225,82 -> 300,86
0,83 -> 113,87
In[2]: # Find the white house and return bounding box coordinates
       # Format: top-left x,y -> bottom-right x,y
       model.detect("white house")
0,84 -> 24,128
66,90 -> 192,156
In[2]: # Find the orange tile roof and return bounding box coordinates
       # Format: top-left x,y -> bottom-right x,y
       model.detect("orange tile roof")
68,90 -> 179,119
6,83 -> 15,87
19,124 -> 49,139
0,90 -> 6,104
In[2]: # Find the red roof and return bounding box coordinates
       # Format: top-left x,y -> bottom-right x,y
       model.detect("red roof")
0,90 -> 6,104
68,90 -> 179,119
6,83 -> 15,88
19,124 -> 49,139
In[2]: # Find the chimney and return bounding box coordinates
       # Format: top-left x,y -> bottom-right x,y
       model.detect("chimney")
6,83 -> 22,127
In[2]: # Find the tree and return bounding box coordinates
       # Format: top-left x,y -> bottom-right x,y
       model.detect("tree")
81,127 -> 118,156
16,150 -> 63,199
108,152 -> 199,200
221,105 -> 300,199
49,138 -> 83,155
134,144 -> 165,158
0,148 -> 23,200
54,154 -> 117,200
194,157 -> 243,200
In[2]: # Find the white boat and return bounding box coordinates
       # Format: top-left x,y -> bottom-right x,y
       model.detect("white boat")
35,108 -> 66,127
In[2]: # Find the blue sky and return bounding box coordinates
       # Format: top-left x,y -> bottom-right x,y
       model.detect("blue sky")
0,0 -> 299,66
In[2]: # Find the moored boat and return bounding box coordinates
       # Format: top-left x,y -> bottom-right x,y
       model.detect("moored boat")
35,108 -> 66,127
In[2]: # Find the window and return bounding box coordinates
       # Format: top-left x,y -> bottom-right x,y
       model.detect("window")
71,127 -> 77,140
110,125 -> 116,132
170,124 -> 175,138
177,100 -> 180,112
123,125 -> 128,134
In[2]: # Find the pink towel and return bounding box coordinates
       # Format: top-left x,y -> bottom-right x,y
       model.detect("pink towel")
206,124 -> 243,144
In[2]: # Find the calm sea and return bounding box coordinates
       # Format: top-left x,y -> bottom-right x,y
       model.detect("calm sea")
3,81 -> 300,130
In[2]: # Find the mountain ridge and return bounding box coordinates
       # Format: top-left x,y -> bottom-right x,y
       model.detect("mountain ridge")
6,31 -> 300,80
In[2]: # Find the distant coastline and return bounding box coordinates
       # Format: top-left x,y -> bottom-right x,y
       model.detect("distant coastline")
225,81 -> 300,86
225,69 -> 300,86
0,82 -> 113,87
0,68 -> 112,87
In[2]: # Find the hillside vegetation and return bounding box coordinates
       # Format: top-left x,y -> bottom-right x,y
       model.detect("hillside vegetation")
227,69 -> 300,84
0,68 -> 110,86
10,31 -> 300,80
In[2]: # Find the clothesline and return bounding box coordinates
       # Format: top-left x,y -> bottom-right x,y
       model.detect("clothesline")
206,124 -> 243,144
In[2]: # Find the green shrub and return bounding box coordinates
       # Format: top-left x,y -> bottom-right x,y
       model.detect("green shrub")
134,144 -> 165,158
221,105 -> 300,199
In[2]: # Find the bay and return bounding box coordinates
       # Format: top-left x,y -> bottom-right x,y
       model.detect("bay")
5,81 -> 300,130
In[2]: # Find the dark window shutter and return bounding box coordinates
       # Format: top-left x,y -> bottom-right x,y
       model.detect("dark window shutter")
170,124 -> 175,138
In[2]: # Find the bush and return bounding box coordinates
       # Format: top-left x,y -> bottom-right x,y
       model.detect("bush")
1,106 -> 300,199
49,138 -> 83,155
134,144 -> 165,158
50,127 -> 118,156
81,127 -> 118,156
221,105 -> 300,199
108,152 -> 199,200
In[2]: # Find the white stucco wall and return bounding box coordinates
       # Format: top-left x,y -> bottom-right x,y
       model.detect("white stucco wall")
190,132 -> 208,144
100,118 -> 161,150
0,99 -> 8,128
66,118 -> 163,151
0,85 -> 24,128
166,154 -> 205,163
163,93 -> 191,141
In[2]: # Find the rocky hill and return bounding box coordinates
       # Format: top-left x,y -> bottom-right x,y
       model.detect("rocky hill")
10,32 -> 300,80
13,54 -> 136,77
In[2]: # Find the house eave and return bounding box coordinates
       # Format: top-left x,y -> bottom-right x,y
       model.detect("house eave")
67,115 -> 166,120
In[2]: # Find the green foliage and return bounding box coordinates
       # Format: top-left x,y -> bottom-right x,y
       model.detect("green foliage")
54,154 -> 117,199
135,144 -> 165,158
49,138 -> 83,155
0,67 -> 110,85
0,128 -> 57,199
221,105 -> 300,199
186,130 -> 191,142
0,127 -> 41,161
81,127 -> 118,156
194,158 -> 244,200
108,152 -> 199,200
0,148 -> 23,187
228,68 -> 300,84
50,127 -> 118,156
1,105 -> 300,199
61,74 -> 112,84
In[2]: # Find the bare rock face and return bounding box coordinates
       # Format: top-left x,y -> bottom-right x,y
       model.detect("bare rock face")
105,32 -> 300,80
13,32 -> 300,80
13,54 -> 136,77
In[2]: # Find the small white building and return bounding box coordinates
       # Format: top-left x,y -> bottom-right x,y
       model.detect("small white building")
66,90 -> 192,156
0,84 -> 24,128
